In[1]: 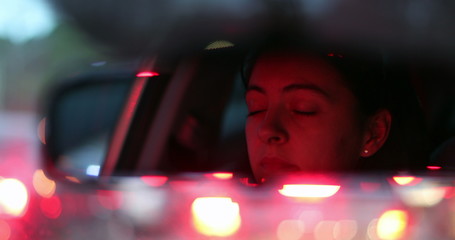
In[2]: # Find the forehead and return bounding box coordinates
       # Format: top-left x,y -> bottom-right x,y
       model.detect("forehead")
249,51 -> 344,90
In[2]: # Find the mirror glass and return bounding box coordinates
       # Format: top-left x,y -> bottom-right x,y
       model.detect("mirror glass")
46,74 -> 134,178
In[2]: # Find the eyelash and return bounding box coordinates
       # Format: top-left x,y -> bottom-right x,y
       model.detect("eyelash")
293,110 -> 316,116
247,110 -> 316,117
247,110 -> 265,117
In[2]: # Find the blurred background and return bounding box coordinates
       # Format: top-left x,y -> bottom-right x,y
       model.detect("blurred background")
0,0 -> 113,180
2,0 -> 455,178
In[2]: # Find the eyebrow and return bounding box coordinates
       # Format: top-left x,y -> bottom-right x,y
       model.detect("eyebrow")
246,83 -> 332,100
246,85 -> 265,94
283,84 -> 331,99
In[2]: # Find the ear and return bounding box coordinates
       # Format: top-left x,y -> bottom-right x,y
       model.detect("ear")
360,109 -> 392,157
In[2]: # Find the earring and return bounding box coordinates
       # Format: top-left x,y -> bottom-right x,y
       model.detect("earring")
363,149 -> 369,155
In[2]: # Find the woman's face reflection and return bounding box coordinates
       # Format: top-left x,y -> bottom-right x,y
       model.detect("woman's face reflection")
245,51 -> 367,181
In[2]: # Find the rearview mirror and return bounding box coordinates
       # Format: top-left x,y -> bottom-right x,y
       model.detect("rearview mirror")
43,71 -> 135,180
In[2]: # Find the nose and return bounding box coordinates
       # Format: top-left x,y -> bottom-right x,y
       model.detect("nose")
257,112 -> 289,144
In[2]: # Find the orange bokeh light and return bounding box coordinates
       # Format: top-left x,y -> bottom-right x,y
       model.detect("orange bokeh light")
377,210 -> 408,240
65,176 -> 81,183
278,184 -> 340,198
191,197 -> 241,237
33,169 -> 56,198
205,172 -> 234,180
37,117 -> 46,145
392,176 -> 422,186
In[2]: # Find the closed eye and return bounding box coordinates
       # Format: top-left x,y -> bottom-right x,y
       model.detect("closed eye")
247,110 -> 266,117
293,110 -> 316,116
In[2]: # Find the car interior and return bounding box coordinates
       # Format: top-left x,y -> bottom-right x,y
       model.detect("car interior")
43,38 -> 455,181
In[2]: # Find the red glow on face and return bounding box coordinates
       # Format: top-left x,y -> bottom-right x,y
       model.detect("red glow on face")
427,166 -> 442,170
40,196 -> 62,219
279,184 -> 340,198
141,176 -> 168,187
136,71 -> 159,77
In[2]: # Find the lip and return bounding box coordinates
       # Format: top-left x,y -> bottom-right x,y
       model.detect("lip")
260,157 -> 300,173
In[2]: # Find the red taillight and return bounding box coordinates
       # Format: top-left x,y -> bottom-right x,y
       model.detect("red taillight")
191,197 -> 241,237
278,184 -> 340,198
40,196 -> 62,219
141,176 -> 168,187
427,165 -> 442,170
136,71 -> 159,77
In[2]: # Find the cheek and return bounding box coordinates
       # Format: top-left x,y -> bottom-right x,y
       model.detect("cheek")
245,119 -> 259,150
327,117 -> 365,165
290,111 -> 363,167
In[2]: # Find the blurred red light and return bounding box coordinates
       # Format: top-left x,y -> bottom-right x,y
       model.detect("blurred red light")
136,71 -> 159,77
0,220 -> 11,240
141,176 -> 168,187
40,196 -> 62,219
97,190 -> 123,210
327,53 -> 344,58
427,166 -> 442,170
238,178 -> 258,187
360,182 -> 381,192
444,186 -> 455,199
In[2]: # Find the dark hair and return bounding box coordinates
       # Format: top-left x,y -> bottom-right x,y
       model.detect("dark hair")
242,42 -> 429,171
